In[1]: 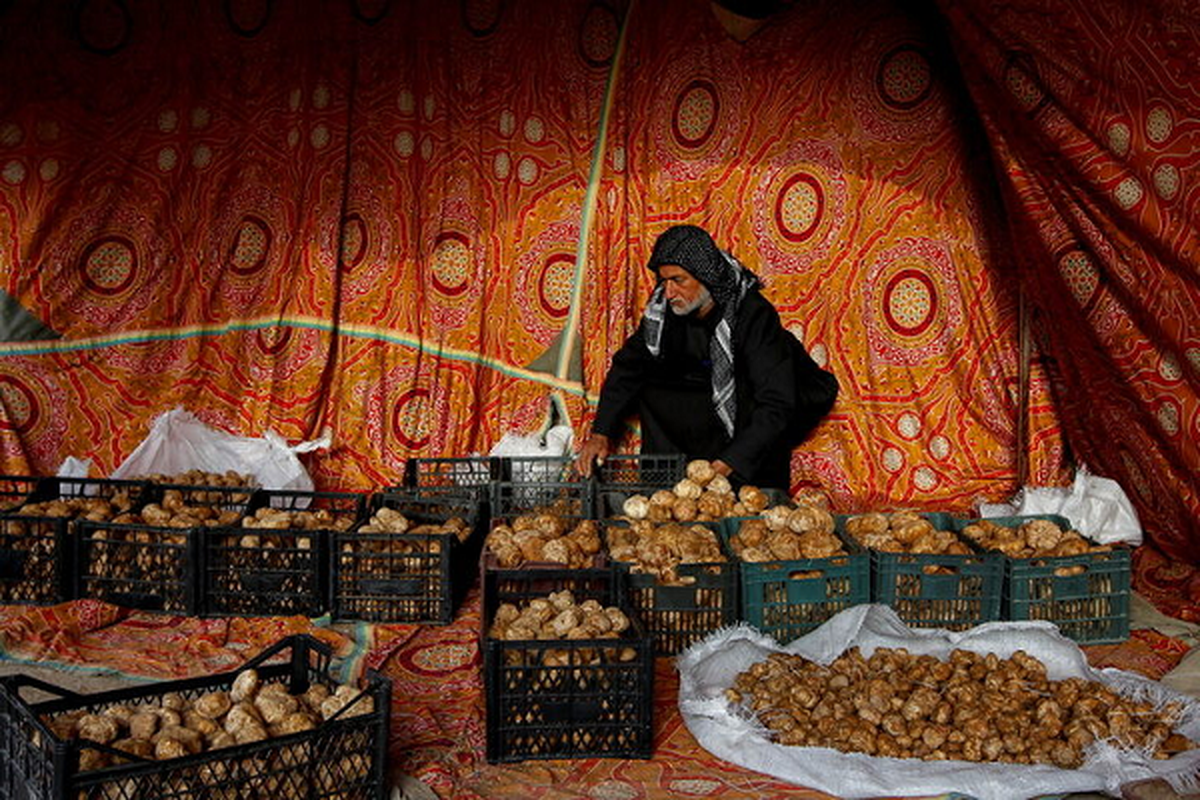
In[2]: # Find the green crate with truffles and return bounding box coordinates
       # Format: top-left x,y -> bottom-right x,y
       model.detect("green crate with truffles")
839,510 -> 1003,631
723,495 -> 869,644
958,514 -> 1131,644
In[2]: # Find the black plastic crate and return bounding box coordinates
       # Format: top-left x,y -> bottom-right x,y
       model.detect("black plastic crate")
330,492 -> 484,624
0,475 -> 40,511
75,521 -> 202,614
498,455 -> 582,484
201,489 -> 367,618
719,517 -> 870,645
482,567 -> 653,763
0,514 -> 71,605
594,454 -> 686,488
491,481 -> 592,522
404,456 -> 501,490
0,634 -> 390,800
604,520 -> 738,656
593,454 -> 687,519
0,478 -> 151,607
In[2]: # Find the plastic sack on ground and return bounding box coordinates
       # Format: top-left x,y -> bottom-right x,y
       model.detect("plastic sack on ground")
677,605 -> 1200,800
977,464 -> 1142,546
110,407 -> 329,492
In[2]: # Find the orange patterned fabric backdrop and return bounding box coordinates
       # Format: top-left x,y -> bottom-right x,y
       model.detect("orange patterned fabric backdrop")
0,1 -> 1195,566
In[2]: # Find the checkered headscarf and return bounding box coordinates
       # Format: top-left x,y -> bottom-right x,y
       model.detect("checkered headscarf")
641,225 -> 761,437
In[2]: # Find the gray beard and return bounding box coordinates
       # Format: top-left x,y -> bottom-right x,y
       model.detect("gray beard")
670,285 -> 712,316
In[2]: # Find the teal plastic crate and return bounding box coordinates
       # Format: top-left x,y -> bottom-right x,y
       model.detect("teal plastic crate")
1005,546 -> 1131,644
838,513 -> 1003,631
720,517 -> 869,644
961,514 -> 1131,644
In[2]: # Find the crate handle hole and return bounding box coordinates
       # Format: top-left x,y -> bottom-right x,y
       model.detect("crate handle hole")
788,570 -> 824,580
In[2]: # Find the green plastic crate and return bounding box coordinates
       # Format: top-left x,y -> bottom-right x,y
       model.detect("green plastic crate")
838,513 -> 1003,631
964,514 -> 1132,645
1004,546 -> 1131,644
720,517 -> 869,644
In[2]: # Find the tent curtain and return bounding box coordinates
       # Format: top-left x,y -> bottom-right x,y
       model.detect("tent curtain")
933,0 -> 1200,566
0,0 -> 1195,578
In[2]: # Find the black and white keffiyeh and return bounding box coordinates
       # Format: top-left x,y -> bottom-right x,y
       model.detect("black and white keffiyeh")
641,225 -> 761,438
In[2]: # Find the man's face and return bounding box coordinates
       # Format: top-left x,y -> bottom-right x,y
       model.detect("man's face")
659,264 -> 713,317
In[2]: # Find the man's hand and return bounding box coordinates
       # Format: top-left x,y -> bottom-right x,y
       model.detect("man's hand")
574,433 -> 612,478
712,459 -> 733,478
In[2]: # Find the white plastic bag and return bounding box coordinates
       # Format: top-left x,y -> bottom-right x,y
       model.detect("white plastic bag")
110,408 -> 329,492
678,606 -> 1200,799
488,424 -> 575,482
978,464 -> 1142,546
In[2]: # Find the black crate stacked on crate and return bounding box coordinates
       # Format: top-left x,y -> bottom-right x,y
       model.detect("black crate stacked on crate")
0,478 -> 150,606
603,519 -> 738,656
491,477 -> 592,523
202,489 -> 367,618
958,514 -> 1132,644
0,474 -> 39,512
838,512 -> 1003,631
482,566 -> 653,763
330,489 -> 484,624
75,483 -> 255,614
401,455 -> 498,533
404,456 -> 499,496
592,454 -> 686,520
719,515 -> 870,644
0,634 -> 390,800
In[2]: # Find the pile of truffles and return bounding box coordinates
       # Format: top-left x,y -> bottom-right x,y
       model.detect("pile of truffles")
107,489 -> 245,530
243,506 -> 357,533
488,589 -> 636,667
619,460 -> 771,523
347,506 -> 471,555
845,511 -> 970,557
43,667 -> 374,772
730,503 -> 844,562
136,469 -> 257,505
606,521 -> 725,585
961,518 -> 1109,565
485,515 -> 602,568
727,647 -> 1196,767
15,492 -> 136,521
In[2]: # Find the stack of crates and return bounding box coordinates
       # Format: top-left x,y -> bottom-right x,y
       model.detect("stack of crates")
75,481 -> 256,614
0,634 -> 390,799
0,477 -> 150,606
330,488 -> 484,624
481,566 -> 653,763
202,488 -> 367,618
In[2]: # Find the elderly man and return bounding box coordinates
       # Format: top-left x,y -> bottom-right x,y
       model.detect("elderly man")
575,224 -> 838,490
